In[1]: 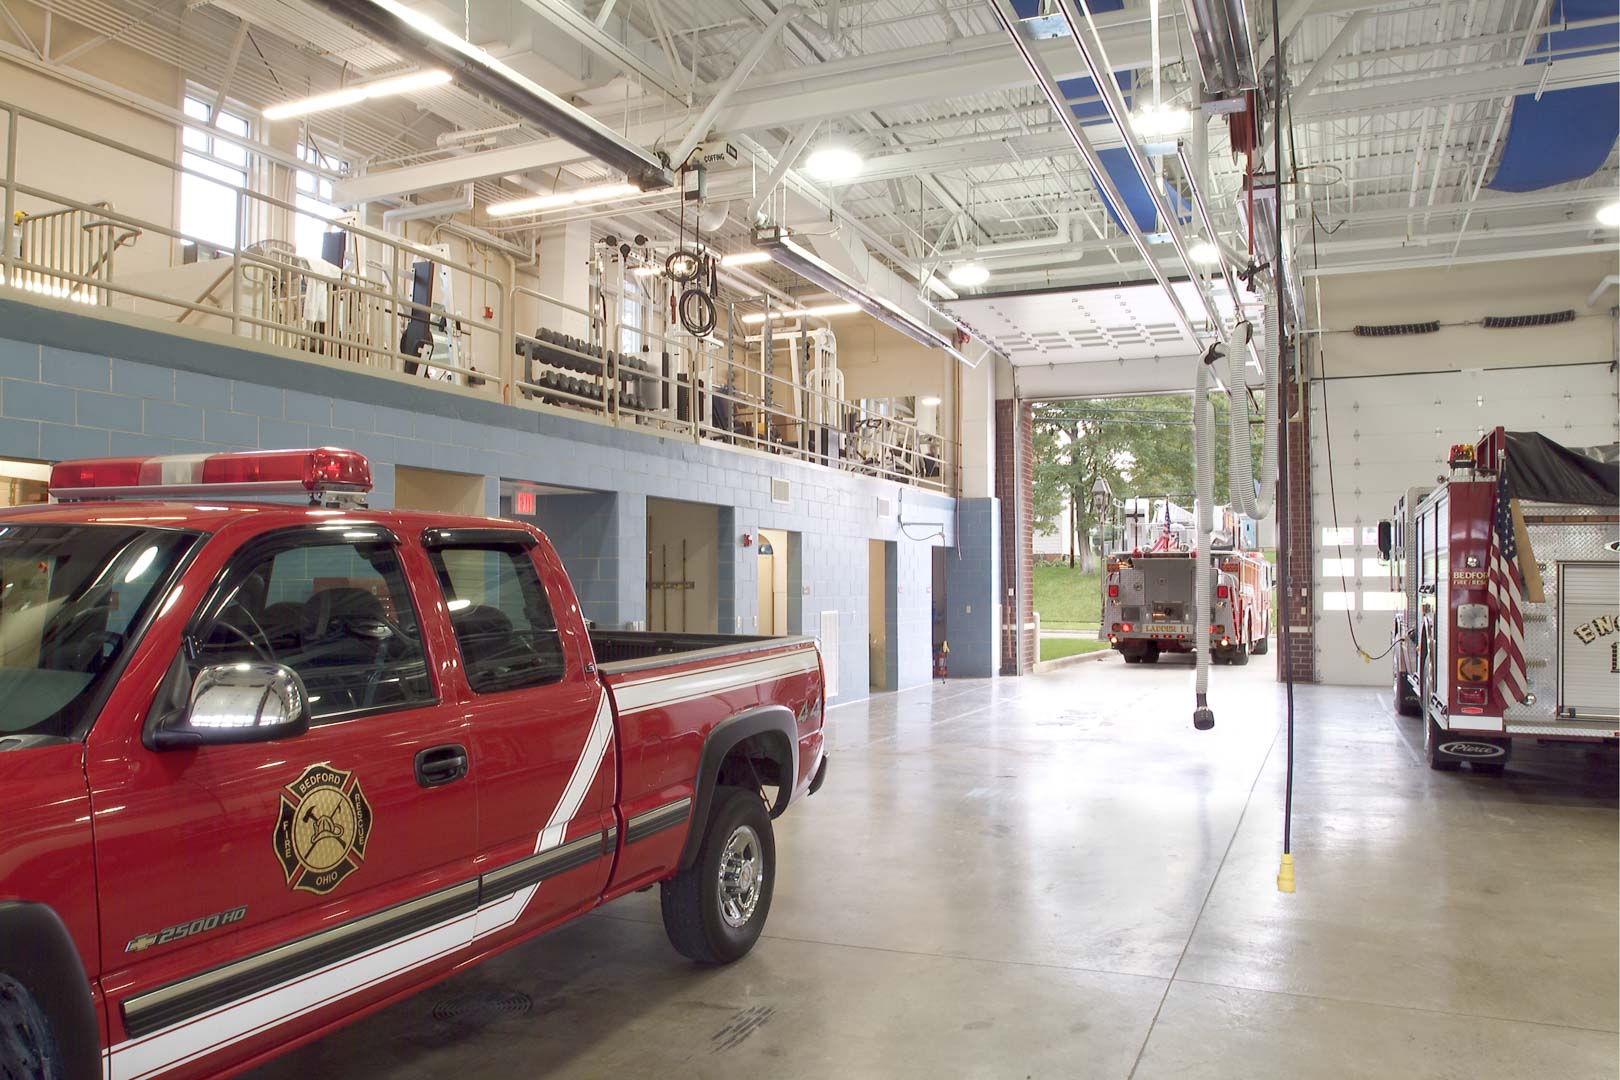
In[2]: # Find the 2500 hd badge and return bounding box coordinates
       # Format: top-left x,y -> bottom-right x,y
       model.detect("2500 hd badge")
0,447 -> 828,1080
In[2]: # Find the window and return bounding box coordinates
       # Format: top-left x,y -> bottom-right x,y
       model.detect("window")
0,526 -> 196,739
1361,558 -> 1385,578
181,94 -> 251,251
1320,527 -> 1354,547
429,544 -> 565,694
1321,557 -> 1355,577
1322,591 -> 1356,611
619,278 -> 644,357
295,142 -> 347,261
1363,592 -> 1406,611
193,533 -> 433,721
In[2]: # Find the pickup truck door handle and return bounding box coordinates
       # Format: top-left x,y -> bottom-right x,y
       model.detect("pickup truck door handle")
414,744 -> 469,788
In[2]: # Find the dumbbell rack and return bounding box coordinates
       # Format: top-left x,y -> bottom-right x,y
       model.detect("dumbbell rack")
514,327 -> 662,415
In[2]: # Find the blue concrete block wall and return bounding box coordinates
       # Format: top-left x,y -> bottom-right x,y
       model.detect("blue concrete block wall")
0,295 -> 986,701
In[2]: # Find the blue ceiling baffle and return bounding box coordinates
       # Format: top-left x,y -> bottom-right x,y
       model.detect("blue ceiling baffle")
1487,0 -> 1620,192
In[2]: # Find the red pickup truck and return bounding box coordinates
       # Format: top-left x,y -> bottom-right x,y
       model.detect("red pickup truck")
0,448 -> 827,1080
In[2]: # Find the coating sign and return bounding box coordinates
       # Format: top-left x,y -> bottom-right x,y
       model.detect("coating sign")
274,764 -> 373,895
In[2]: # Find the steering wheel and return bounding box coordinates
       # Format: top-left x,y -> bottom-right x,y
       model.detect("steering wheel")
207,616 -> 276,664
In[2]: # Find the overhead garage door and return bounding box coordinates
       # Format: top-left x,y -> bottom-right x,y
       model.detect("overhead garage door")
1309,361 -> 1619,686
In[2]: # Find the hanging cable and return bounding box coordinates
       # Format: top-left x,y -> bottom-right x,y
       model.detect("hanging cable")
1273,0 -> 1297,897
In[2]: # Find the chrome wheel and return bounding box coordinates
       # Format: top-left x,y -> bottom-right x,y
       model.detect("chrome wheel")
717,824 -> 765,928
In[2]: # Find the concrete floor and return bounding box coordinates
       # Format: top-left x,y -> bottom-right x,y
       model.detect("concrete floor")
255,657 -> 1619,1078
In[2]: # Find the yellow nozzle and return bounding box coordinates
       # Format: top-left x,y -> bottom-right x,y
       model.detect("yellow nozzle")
1276,853 -> 1295,894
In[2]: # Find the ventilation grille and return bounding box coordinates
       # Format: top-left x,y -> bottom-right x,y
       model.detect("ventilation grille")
1481,309 -> 1576,329
1351,321 -> 1440,337
876,496 -> 892,518
819,610 -> 839,700
771,477 -> 790,504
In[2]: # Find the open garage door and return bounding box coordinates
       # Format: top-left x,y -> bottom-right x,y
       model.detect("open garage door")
1310,362 -> 1619,686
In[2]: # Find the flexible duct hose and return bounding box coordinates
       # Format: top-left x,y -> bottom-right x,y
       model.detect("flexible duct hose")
1224,289 -> 1281,521
1193,355 -> 1217,731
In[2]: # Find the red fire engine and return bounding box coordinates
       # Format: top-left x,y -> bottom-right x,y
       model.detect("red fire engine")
1101,504 -> 1272,665
1382,428 -> 1620,771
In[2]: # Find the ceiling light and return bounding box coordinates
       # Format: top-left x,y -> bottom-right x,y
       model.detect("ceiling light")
1131,102 -> 1189,138
631,265 -> 662,277
739,303 -> 861,324
1598,201 -> 1620,227
263,69 -> 452,121
919,395 -> 942,407
804,144 -> 864,183
1189,240 -> 1221,266
947,262 -> 990,287
487,182 -> 640,217
721,250 -> 772,266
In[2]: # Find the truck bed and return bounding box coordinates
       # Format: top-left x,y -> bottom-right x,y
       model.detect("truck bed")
590,629 -> 805,670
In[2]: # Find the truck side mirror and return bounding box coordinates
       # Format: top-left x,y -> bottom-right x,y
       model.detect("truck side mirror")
152,662 -> 312,750
1376,520 -> 1394,561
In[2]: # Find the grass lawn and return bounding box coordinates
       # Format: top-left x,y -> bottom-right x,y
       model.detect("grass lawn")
1033,563 -> 1102,630
1039,636 -> 1111,662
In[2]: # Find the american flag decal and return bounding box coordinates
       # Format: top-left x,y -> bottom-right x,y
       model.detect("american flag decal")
1488,467 -> 1528,704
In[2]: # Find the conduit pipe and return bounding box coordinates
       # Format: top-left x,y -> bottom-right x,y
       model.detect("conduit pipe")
383,184 -> 474,232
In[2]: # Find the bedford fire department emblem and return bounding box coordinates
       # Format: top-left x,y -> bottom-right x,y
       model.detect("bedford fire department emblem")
274,764 -> 373,895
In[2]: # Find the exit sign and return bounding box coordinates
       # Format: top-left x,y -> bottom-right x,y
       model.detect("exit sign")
514,491 -> 536,516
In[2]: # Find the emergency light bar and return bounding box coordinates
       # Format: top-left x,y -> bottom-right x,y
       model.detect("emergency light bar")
49,448 -> 373,502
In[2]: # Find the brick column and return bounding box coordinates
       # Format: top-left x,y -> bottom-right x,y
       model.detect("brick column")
995,398 -> 1034,675
1277,377 -> 1315,682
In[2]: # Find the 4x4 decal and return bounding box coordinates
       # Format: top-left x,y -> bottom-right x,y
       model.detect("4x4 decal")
274,764 -> 373,895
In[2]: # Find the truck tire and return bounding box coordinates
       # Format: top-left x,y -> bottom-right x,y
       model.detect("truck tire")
1424,717 -> 1461,771
1394,670 -> 1422,717
1228,643 -> 1249,666
0,975 -> 63,1080
1250,631 -> 1269,656
660,786 -> 775,965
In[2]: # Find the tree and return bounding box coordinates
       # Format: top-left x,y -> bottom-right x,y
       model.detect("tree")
1031,393 -> 1265,565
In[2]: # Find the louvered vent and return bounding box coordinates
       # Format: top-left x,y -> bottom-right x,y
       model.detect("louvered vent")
771,477 -> 790,504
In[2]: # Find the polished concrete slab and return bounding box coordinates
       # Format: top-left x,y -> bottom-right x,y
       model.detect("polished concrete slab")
254,657 -> 1618,1079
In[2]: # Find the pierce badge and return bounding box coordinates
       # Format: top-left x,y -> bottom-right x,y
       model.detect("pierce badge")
274,764 -> 373,895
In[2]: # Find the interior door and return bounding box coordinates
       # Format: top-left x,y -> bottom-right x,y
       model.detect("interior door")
90,526 -> 478,1079
421,527 -> 614,946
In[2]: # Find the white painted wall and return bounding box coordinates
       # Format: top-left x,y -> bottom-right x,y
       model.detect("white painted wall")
1309,252 -> 1620,686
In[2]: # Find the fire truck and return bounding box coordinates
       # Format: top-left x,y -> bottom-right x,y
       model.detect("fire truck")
1101,503 -> 1272,665
1381,428 -> 1620,772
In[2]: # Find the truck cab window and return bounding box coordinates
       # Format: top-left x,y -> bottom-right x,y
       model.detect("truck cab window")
193,537 -> 433,721
429,546 -> 565,693
0,525 -> 196,740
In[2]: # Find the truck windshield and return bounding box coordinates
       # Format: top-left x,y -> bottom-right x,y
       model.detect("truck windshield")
0,524 -> 197,740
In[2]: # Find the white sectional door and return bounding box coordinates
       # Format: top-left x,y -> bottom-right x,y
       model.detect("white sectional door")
1309,361 -> 1619,686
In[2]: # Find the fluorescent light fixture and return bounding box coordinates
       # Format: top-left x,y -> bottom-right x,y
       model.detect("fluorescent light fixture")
739,303 -> 860,324
487,182 -> 640,217
1598,201 -> 1620,227
319,0 -> 671,189
1132,102 -> 1189,138
720,250 -> 772,266
923,275 -> 959,301
263,69 -> 451,121
919,395 -> 942,407
805,144 -> 864,183
1189,240 -> 1221,266
754,226 -> 966,356
947,262 -> 990,287
631,265 -> 662,277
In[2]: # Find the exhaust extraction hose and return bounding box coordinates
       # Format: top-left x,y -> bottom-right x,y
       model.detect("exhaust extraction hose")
1192,351 -> 1217,732
1223,290 -> 1281,521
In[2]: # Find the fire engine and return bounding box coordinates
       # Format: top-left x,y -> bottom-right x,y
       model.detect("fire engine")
1101,502 -> 1272,665
1381,428 -> 1620,771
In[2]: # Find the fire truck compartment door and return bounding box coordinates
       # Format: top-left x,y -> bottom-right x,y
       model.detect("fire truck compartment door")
1559,562 -> 1620,720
